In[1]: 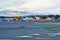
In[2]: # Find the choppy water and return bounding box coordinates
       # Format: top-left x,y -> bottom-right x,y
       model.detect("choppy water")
0,22 -> 60,40
0,28 -> 60,40
0,22 -> 60,28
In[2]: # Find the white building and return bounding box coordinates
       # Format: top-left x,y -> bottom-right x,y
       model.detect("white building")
23,17 -> 34,20
35,17 -> 40,20
4,18 -> 14,22
45,17 -> 51,20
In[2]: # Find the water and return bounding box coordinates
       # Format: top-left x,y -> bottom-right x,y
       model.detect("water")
0,28 -> 60,40
0,22 -> 60,40
0,22 -> 60,28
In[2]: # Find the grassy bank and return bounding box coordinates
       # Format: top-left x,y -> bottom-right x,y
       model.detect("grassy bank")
45,27 -> 60,31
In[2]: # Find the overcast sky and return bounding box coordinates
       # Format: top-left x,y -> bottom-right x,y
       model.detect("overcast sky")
0,0 -> 60,16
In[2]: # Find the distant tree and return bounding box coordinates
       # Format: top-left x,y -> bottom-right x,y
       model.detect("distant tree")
42,15 -> 47,19
56,15 -> 60,18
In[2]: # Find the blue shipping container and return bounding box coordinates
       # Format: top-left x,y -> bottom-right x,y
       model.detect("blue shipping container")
0,18 -> 4,22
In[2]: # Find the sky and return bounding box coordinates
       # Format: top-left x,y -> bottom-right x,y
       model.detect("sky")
0,0 -> 60,16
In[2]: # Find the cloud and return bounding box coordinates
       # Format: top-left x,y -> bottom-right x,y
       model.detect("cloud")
20,0 -> 53,10
19,0 -> 60,14
0,0 -> 60,16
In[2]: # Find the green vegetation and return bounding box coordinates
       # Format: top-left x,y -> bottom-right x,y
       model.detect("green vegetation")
33,22 -> 60,24
49,28 -> 60,31
45,27 -> 60,31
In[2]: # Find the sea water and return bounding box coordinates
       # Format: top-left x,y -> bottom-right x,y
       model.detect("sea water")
0,22 -> 60,40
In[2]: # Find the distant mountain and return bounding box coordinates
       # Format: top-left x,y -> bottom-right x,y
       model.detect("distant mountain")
0,10 -> 36,16
0,9 -> 60,17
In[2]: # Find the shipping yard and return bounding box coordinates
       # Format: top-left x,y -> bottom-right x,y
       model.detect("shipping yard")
0,15 -> 60,22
